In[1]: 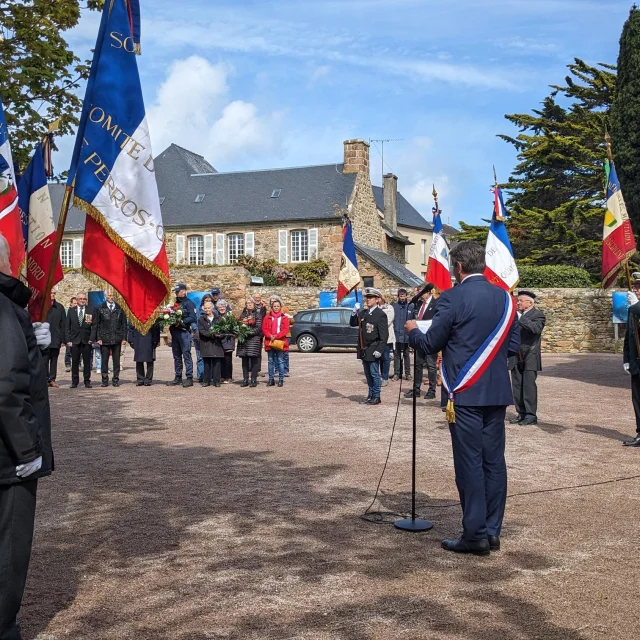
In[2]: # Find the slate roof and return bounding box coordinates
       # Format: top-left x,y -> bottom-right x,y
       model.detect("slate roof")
372,185 -> 431,231
50,183 -> 85,232
155,143 -> 217,176
354,242 -> 424,287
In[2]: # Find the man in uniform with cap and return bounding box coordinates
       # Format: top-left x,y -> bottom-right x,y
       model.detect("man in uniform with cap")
166,283 -> 197,387
350,288 -> 389,405
622,273 -> 640,447
509,290 -> 546,426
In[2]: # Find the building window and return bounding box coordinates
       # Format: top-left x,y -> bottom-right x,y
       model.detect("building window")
421,239 -> 427,265
291,229 -> 309,263
363,276 -> 374,288
60,240 -> 73,268
421,272 -> 427,279
228,233 -> 245,264
188,235 -> 204,265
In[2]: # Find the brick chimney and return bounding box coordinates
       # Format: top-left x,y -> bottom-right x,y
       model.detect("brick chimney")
383,173 -> 398,232
343,139 -> 370,174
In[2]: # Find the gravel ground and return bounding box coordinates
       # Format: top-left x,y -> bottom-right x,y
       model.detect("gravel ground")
20,348 -> 640,640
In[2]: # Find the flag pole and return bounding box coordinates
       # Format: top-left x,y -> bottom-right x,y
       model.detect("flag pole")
605,130 -> 640,353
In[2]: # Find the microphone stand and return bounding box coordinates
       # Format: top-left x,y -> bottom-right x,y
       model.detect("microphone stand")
395,311 -> 433,533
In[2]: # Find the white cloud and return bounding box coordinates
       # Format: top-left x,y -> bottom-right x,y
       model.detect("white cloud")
147,56 -> 283,166
309,65 -> 331,86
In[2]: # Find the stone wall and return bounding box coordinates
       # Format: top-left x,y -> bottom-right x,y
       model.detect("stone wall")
348,170 -> 385,251
53,272 -> 624,354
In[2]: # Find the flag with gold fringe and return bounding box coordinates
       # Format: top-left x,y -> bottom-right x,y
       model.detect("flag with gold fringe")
66,0 -> 169,332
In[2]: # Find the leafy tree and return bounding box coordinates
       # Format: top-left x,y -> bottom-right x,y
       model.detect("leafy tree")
610,5 -> 640,231
458,59 -> 616,276
0,0 -> 104,170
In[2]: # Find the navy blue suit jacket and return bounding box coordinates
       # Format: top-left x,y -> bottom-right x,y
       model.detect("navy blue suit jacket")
408,275 -> 520,407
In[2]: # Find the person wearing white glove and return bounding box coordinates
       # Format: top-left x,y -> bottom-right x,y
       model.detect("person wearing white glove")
0,231 -> 53,639
352,302 -> 361,313
624,363 -> 630,374
349,288 -> 388,405
627,291 -> 639,307
32,321 -> 51,349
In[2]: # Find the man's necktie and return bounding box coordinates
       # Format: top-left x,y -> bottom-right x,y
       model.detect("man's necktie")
79,307 -> 84,323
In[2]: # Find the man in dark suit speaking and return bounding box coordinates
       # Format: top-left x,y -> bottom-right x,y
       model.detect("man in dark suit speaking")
66,292 -> 95,389
405,241 -> 520,556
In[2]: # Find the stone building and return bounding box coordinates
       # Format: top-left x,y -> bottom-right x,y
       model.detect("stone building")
50,139 -> 435,290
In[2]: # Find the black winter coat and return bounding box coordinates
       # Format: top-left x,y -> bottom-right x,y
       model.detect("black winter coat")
197,315 -> 225,358
350,306 -> 389,362
128,325 -> 161,362
624,302 -> 640,375
46,299 -> 67,349
236,308 -> 263,358
91,302 -> 127,345
0,274 -> 53,484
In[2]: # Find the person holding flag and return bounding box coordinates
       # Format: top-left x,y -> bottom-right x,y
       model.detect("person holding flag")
47,0 -> 170,333
0,99 -> 25,277
484,173 -> 519,292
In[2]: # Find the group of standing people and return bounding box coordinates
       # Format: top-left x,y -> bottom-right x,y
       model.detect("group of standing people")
167,285 -> 292,389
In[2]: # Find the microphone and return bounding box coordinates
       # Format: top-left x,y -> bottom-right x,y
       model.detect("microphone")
409,283 -> 434,306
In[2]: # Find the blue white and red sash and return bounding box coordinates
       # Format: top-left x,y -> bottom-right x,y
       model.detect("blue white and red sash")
441,290 -> 516,423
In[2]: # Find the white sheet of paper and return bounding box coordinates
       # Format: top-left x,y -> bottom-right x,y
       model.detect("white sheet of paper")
416,320 -> 432,334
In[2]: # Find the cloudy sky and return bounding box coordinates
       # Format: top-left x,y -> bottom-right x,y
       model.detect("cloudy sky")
58,0 -> 632,226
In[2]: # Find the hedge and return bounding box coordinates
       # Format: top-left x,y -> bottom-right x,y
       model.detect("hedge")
516,265 -> 595,288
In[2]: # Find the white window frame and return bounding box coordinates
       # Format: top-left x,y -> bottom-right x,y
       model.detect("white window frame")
204,234 -> 214,265
290,229 -> 309,263
60,239 -> 73,268
278,230 -> 289,264
188,235 -> 205,266
244,232 -> 255,257
421,239 -> 427,265
216,233 -> 225,265
228,233 -> 245,264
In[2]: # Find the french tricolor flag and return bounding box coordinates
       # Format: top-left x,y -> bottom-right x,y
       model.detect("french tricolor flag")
18,142 -> 63,321
67,0 -> 170,332
0,98 -> 25,277
425,208 -> 451,291
337,218 -> 360,302
484,187 -> 519,291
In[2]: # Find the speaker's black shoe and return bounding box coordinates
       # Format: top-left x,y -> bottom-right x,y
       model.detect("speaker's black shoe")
519,416 -> 538,426
183,378 -> 193,388
360,396 -> 373,405
241,379 -> 249,388
84,382 -> 93,389
267,379 -> 276,387
277,380 -> 284,387
166,377 -> 182,386
488,535 -> 500,551
101,382 -> 108,388
424,390 -> 436,399
136,381 -> 144,387
441,537 -> 490,556
509,415 -> 524,424
112,380 -> 120,387
623,434 -> 640,447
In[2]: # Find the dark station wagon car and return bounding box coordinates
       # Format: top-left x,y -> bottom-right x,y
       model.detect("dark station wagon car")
290,307 -> 359,352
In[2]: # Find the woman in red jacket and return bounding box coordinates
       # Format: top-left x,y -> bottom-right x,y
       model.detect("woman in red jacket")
262,298 -> 290,387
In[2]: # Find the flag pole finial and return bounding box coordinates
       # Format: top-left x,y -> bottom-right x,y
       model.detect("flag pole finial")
432,184 -> 439,212
493,165 -> 498,187
604,128 -> 614,164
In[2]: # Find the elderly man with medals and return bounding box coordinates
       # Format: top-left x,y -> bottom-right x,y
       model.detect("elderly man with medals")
350,287 -> 389,406
405,241 -> 520,556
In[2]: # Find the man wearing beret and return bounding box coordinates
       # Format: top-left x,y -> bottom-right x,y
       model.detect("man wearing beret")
622,274 -> 640,447
350,287 -> 389,405
508,290 -> 546,426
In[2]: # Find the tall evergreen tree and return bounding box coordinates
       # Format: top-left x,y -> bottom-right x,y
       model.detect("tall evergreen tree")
457,59 -> 615,275
610,5 -> 640,232
0,0 -> 104,169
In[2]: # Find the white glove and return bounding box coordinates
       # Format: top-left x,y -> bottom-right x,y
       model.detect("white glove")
373,351 -> 382,359
624,362 -> 631,374
628,291 -> 639,306
32,322 -> 51,349
16,456 -> 42,478
353,302 -> 361,313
